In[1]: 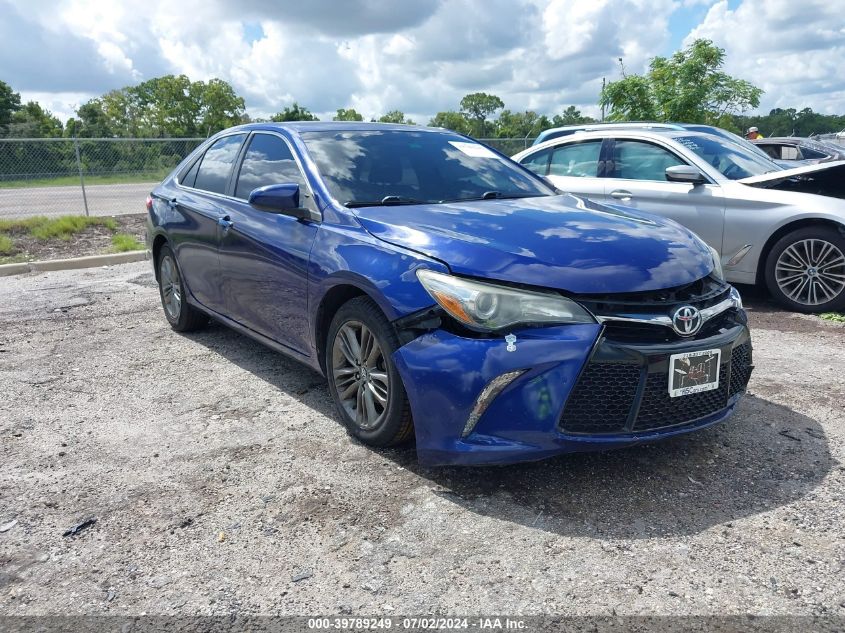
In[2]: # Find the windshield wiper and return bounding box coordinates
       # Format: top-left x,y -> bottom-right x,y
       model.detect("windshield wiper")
441,192 -> 548,203
345,195 -> 428,208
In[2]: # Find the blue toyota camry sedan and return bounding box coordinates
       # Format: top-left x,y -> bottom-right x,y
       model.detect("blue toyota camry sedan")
146,122 -> 752,466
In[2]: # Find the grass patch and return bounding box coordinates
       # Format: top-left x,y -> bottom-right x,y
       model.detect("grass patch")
819,312 -> 845,323
0,215 -> 117,241
0,171 -> 168,189
111,233 -> 144,252
0,253 -> 30,265
0,234 -> 13,255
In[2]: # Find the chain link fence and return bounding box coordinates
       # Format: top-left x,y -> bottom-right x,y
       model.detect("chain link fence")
0,138 -> 204,219
0,136 -> 534,219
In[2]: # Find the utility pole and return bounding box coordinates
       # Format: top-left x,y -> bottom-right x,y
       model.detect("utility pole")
601,77 -> 606,122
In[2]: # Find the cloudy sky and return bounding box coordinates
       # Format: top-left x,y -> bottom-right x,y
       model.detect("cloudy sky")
2,0 -> 844,123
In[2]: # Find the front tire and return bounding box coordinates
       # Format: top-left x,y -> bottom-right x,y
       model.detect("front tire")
764,226 -> 845,313
156,244 -> 208,332
325,296 -> 413,447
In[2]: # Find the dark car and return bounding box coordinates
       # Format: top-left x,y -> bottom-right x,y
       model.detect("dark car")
752,137 -> 845,164
146,122 -> 751,466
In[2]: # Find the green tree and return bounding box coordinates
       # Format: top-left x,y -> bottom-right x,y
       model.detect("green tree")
428,110 -> 472,135
333,108 -> 364,121
66,100 -> 114,138
271,103 -> 319,122
195,78 -> 246,135
600,39 -> 762,124
7,101 -> 63,137
731,107 -> 845,137
459,92 -> 505,136
0,80 -> 22,130
377,110 -> 415,124
494,110 -> 551,138
70,75 -> 246,138
551,106 -> 595,127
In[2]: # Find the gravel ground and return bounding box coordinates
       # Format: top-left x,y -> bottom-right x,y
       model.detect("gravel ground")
1,263 -> 843,617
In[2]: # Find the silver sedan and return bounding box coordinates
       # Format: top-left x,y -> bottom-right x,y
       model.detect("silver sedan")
513,130 -> 845,312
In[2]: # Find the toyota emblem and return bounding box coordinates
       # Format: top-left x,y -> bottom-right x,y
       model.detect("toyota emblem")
672,305 -> 702,336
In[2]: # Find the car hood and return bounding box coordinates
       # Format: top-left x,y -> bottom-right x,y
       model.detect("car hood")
352,194 -> 714,294
739,160 -> 845,199
739,160 -> 845,185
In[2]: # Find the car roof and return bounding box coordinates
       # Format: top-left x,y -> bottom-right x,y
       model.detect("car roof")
532,128 -> 713,143
230,121 -> 440,134
539,122 -> 684,133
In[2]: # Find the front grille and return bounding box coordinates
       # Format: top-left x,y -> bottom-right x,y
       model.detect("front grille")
559,363 -> 641,432
559,339 -> 752,435
634,362 -> 730,430
729,342 -> 752,397
574,275 -> 730,315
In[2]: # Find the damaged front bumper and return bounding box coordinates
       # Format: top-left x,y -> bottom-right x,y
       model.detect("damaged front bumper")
392,314 -> 752,467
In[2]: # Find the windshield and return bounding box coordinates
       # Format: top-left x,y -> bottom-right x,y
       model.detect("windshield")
682,124 -> 781,162
300,129 -> 553,206
674,134 -> 782,180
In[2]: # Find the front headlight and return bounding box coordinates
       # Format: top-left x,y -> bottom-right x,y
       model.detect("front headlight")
416,269 -> 595,331
709,246 -> 725,282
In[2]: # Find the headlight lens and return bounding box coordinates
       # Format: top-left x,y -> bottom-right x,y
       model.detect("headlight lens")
709,246 -> 725,282
416,269 -> 595,331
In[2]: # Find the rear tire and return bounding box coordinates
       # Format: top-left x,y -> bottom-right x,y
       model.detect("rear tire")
325,296 -> 413,447
764,226 -> 845,313
156,244 -> 208,332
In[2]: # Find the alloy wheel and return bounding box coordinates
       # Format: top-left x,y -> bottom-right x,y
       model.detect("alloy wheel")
159,255 -> 182,319
331,320 -> 390,430
775,238 -> 845,306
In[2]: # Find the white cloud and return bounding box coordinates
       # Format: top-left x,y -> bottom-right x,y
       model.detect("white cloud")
685,0 -> 845,114
2,0 -> 843,125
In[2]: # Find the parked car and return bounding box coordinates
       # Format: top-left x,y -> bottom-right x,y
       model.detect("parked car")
147,122 -> 751,466
752,137 -> 845,164
513,129 -> 845,312
533,122 -> 790,165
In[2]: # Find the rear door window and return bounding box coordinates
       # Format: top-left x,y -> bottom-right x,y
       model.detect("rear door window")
193,134 -> 247,195
548,141 -> 603,177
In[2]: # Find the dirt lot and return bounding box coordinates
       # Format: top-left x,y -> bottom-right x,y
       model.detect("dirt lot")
1,263 -> 843,617
1,214 -> 146,263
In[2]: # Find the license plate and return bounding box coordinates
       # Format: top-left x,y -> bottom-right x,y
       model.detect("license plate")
668,349 -> 721,398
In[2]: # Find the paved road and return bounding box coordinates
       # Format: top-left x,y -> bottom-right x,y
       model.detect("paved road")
1,263 -> 844,619
0,182 -> 155,218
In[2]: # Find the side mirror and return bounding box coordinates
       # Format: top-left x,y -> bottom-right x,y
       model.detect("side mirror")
665,165 -> 706,185
248,183 -> 311,220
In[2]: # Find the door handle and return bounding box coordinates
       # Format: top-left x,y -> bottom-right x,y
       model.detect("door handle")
217,216 -> 234,230
167,198 -> 178,209
610,190 -> 633,201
